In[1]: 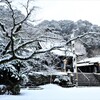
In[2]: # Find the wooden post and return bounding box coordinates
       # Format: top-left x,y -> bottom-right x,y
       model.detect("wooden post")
63,59 -> 67,72
71,30 -> 78,87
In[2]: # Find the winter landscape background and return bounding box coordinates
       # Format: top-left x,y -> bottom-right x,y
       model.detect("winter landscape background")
0,0 -> 100,99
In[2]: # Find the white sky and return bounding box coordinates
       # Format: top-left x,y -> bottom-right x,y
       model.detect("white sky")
14,0 -> 100,25
34,0 -> 100,25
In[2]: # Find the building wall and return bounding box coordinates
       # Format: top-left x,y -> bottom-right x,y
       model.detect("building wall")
74,73 -> 100,86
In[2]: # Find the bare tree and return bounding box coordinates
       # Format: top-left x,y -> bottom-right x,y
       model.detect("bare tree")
0,0 -> 40,64
0,0 -> 99,66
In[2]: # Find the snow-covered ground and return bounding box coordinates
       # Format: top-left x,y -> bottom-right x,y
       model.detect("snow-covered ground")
0,84 -> 100,100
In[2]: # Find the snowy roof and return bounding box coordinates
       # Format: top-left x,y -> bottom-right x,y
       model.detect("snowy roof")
77,56 -> 100,67
78,56 -> 100,63
51,49 -> 73,56
39,41 -> 73,56
77,62 -> 94,67
53,71 -> 72,75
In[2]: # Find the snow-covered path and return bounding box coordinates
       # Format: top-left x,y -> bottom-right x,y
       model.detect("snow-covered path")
0,84 -> 100,100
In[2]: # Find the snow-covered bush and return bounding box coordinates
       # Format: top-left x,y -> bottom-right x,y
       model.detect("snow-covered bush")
0,64 -> 21,95
21,74 -> 29,86
54,73 -> 74,87
0,85 -> 6,95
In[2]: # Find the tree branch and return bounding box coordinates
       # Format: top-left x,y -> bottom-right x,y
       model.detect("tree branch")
0,55 -> 14,64
0,23 -> 6,32
0,22 -> 10,36
5,0 -> 15,27
1,41 -> 11,55
13,32 -> 99,60
16,0 -> 36,26
7,39 -> 44,54
3,0 -> 16,57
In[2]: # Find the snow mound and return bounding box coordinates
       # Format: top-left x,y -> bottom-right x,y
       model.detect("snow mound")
40,83 -> 62,89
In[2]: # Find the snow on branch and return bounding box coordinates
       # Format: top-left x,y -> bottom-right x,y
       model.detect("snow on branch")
6,39 -> 44,54
1,41 -> 11,55
40,36 -> 63,40
0,55 -> 14,64
65,31 -> 99,45
0,30 -> 99,63
0,0 -> 38,64
8,31 -> 98,60
0,22 -> 10,38
0,23 -> 6,32
32,32 -> 100,55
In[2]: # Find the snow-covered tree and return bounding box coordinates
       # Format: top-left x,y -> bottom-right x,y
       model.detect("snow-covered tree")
0,0 -> 40,95
0,0 -> 67,94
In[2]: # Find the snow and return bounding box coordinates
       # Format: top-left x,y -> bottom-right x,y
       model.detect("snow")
77,62 -> 94,67
51,49 -> 73,56
77,56 -> 100,67
0,84 -> 100,100
78,56 -> 100,63
39,31 -> 74,56
28,71 -> 71,76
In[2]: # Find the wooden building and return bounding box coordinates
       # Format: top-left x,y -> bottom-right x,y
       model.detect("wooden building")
77,57 -> 100,73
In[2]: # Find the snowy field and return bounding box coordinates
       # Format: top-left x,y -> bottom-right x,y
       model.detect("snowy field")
0,84 -> 100,100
